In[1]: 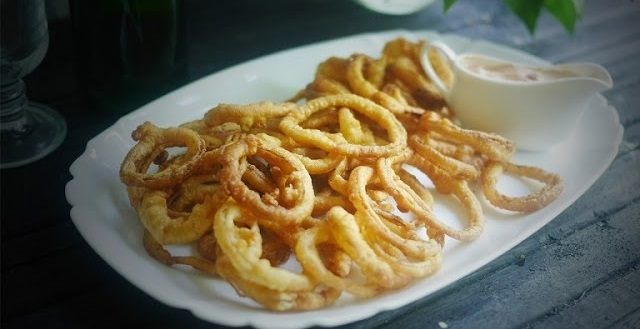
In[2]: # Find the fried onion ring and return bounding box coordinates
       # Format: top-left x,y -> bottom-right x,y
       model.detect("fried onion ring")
204,102 -> 296,131
419,112 -> 515,162
120,122 -> 206,188
218,136 -> 314,227
482,161 -> 563,213
406,155 -> 484,241
216,255 -> 341,311
409,134 -> 479,181
346,55 -> 424,115
138,187 -> 227,245
119,37 -> 564,312
214,200 -> 313,291
280,94 -> 407,157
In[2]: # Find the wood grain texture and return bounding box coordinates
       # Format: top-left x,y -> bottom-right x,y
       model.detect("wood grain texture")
2,0 -> 639,328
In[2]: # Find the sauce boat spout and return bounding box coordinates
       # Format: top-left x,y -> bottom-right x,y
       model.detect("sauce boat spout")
554,62 -> 613,93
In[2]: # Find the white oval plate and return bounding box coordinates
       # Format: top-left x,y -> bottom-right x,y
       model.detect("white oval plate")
65,30 -> 623,329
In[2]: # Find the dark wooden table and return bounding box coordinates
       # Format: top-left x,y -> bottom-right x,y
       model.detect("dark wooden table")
2,0 -> 639,328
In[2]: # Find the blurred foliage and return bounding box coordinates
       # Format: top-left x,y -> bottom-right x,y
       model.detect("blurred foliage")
445,0 -> 582,34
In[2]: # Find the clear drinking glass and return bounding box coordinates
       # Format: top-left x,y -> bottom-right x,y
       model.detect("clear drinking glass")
1,0 -> 66,169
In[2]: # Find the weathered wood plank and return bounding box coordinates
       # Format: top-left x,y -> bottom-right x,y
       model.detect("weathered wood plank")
606,307 -> 640,329
1,221 -> 82,269
607,82 -> 640,129
1,246 -> 106,319
0,109 -> 117,240
2,279 -> 217,329
525,261 -> 640,328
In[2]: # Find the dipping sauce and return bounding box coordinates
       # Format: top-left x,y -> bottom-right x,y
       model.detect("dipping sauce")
461,55 -> 579,82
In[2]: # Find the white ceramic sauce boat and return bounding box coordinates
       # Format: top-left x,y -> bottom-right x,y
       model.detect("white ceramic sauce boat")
421,41 -> 613,151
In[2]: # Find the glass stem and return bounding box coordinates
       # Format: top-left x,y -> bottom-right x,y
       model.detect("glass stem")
1,78 -> 32,139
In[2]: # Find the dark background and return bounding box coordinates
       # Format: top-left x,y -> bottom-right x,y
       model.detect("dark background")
2,0 -> 640,328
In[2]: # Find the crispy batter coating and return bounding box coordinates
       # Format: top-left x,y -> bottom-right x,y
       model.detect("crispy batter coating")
119,37 -> 563,312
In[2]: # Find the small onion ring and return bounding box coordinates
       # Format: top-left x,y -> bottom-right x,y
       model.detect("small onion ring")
204,102 -> 295,131
406,155 -> 484,241
120,122 -> 206,189
409,134 -> 479,181
418,112 -> 515,162
482,161 -> 563,213
138,187 -> 227,245
346,55 -> 424,115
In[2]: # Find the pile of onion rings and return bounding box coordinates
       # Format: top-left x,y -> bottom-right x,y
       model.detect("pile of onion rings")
120,37 -> 563,311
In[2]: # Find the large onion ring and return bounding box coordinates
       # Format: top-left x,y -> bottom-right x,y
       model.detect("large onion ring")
218,136 -> 314,227
279,94 -> 407,157
377,156 -> 484,241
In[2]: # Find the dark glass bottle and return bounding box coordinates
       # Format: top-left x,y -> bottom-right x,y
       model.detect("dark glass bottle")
70,0 -> 187,113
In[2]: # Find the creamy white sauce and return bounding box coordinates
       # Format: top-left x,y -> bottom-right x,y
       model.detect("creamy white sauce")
461,55 -> 579,82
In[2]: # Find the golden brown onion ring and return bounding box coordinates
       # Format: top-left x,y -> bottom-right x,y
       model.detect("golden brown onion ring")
481,161 -> 563,213
398,168 -> 434,207
138,187 -> 227,245
218,136 -> 314,226
170,174 -> 221,212
387,56 -> 444,105
305,78 -> 351,98
418,112 -> 515,162
327,207 -> 402,289
338,107 -> 377,145
349,166 -> 438,258
204,102 -> 296,131
409,134 -> 479,181
143,230 -> 218,276
405,155 -> 484,241
215,255 -> 341,311
120,122 -> 206,189
280,94 -> 407,157
346,55 -> 424,115
291,149 -> 343,175
295,221 -> 382,297
213,200 -> 313,291
375,154 -> 483,241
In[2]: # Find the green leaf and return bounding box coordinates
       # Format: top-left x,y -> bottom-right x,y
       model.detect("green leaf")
503,0 -> 544,34
443,0 -> 458,12
544,0 -> 579,33
572,0 -> 585,18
